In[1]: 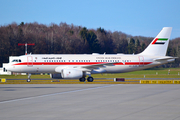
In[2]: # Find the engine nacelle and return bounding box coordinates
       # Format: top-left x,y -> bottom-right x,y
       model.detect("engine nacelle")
50,73 -> 63,79
61,69 -> 83,79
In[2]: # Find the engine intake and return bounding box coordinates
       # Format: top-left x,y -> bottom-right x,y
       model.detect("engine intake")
50,73 -> 63,79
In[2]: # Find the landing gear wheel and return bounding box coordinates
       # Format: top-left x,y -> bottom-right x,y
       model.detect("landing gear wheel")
79,77 -> 86,82
87,77 -> 94,82
27,79 -> 31,82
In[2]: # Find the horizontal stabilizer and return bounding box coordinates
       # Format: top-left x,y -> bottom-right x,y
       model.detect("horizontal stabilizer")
153,57 -> 178,61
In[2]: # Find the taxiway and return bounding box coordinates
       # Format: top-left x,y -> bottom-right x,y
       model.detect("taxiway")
0,84 -> 180,120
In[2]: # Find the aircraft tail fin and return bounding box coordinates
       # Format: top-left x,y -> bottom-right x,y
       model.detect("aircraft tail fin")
139,27 -> 172,56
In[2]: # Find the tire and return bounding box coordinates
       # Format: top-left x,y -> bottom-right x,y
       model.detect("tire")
27,79 -> 31,82
79,77 -> 86,82
87,77 -> 94,82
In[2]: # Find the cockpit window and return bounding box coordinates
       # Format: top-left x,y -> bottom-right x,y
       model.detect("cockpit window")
12,59 -> 22,62
12,59 -> 18,62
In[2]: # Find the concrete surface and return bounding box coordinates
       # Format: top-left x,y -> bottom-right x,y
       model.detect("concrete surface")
0,84 -> 180,120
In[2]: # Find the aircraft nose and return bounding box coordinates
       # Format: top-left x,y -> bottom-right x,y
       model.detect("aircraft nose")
6,65 -> 13,71
6,66 -> 10,71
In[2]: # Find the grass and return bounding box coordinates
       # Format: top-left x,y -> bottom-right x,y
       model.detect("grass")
93,68 -> 180,78
0,68 -> 180,84
0,68 -> 180,79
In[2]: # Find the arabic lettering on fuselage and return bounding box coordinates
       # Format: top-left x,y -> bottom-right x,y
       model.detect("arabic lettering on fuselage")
42,57 -> 62,59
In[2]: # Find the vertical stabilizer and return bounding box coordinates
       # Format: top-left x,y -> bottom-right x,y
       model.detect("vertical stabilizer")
139,27 -> 172,56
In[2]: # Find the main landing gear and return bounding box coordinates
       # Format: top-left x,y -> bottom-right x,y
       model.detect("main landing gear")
79,76 -> 94,82
87,77 -> 94,82
27,73 -> 31,82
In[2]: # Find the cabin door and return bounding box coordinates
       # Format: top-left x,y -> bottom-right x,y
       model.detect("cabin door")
27,56 -> 33,67
139,56 -> 144,67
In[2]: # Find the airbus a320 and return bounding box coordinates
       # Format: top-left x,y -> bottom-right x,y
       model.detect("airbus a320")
6,27 -> 176,82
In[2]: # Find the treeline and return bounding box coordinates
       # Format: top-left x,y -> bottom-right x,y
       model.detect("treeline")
0,22 -> 180,67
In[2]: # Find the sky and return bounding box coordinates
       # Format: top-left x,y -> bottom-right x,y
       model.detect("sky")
0,0 -> 180,39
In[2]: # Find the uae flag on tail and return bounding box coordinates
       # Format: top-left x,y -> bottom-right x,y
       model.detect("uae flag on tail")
152,38 -> 168,45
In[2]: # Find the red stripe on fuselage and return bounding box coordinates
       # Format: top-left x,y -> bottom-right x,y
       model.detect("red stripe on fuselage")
13,62 -> 152,66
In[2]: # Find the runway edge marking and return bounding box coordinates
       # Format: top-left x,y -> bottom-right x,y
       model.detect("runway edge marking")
140,80 -> 180,84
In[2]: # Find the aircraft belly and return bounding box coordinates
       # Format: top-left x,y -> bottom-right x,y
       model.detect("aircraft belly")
19,65 -> 57,73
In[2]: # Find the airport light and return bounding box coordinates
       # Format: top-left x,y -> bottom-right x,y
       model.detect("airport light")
18,43 -> 35,55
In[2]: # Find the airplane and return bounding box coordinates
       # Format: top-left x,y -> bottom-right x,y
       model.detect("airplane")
6,27 -> 176,82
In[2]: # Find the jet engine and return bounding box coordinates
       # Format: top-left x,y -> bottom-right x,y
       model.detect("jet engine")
53,67 -> 86,79
61,69 -> 84,79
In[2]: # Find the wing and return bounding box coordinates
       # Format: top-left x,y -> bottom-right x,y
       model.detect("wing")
55,62 -> 119,73
81,62 -> 118,70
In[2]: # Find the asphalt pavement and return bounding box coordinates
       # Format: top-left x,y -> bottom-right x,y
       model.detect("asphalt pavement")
0,84 -> 180,120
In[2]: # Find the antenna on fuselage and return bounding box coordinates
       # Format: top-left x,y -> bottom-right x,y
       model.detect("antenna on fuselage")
18,43 -> 35,55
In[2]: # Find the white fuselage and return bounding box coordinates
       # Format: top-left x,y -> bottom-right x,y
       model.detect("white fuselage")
7,54 -> 169,74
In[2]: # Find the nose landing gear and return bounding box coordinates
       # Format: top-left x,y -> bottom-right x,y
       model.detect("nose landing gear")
27,73 -> 31,82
